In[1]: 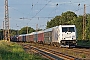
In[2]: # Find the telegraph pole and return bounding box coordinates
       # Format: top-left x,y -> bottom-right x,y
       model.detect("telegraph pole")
83,4 -> 86,40
36,24 -> 38,32
5,0 -> 10,41
27,23 -> 28,34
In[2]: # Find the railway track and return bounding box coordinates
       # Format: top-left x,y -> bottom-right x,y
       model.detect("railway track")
19,43 -> 80,60
40,44 -> 90,59
21,43 -> 62,60
68,48 -> 90,54
17,42 -> 90,59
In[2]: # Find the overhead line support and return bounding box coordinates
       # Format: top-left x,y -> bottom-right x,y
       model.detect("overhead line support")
5,0 -> 10,41
83,4 -> 86,40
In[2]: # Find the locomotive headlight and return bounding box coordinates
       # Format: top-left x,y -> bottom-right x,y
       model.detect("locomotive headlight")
73,41 -> 76,43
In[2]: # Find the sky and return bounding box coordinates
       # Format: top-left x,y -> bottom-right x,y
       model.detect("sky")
0,0 -> 90,30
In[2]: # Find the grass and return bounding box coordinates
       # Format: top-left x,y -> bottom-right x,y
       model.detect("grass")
0,40 -> 48,60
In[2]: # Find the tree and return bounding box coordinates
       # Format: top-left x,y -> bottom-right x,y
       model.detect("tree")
0,29 -> 3,40
86,14 -> 90,40
46,11 -> 77,28
10,29 -> 17,36
19,26 -> 35,34
75,15 -> 83,40
60,11 -> 77,25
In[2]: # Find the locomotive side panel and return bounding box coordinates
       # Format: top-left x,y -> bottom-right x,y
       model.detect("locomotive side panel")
52,26 -> 60,43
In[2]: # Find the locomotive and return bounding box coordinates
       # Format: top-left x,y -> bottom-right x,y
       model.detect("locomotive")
12,25 -> 77,47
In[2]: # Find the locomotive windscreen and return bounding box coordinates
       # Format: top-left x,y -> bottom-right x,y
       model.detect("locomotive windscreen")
62,27 -> 75,32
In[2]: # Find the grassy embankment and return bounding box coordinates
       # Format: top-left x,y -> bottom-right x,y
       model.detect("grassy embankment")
0,40 -> 48,60
77,40 -> 90,47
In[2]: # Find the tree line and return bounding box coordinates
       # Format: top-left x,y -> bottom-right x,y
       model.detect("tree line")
0,11 -> 90,40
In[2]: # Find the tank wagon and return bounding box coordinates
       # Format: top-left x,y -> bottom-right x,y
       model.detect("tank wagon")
14,25 -> 77,47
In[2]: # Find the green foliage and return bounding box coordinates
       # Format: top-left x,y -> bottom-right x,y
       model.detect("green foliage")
19,26 -> 35,34
0,29 -> 3,40
75,15 -> 83,40
10,29 -> 17,36
47,11 -> 77,28
61,11 -> 77,25
0,40 -> 48,60
86,14 -> 90,39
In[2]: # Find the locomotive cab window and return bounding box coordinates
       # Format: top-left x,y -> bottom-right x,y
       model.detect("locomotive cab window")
62,27 -> 75,32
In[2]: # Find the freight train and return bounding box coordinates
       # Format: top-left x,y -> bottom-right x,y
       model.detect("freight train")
11,25 -> 77,47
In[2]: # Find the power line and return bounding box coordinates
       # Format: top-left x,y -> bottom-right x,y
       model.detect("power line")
31,0 -> 51,20
9,0 -> 89,19
74,4 -> 90,13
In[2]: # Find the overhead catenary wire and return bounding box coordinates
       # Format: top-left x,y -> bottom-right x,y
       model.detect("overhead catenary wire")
74,4 -> 90,13
47,0 -> 87,17
31,0 -> 52,20
9,0 -> 53,20
9,0 -> 90,29
6,0 -> 90,30
9,0 -> 89,20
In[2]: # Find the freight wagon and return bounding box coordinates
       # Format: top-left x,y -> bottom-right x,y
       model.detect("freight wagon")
44,28 -> 52,44
26,33 -> 33,42
18,34 -> 26,42
37,31 -> 44,44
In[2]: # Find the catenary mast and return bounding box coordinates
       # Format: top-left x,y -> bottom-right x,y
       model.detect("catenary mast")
83,4 -> 86,40
4,0 -> 10,41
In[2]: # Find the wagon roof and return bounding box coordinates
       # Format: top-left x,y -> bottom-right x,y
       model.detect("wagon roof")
44,28 -> 53,32
37,31 -> 44,34
18,34 -> 27,36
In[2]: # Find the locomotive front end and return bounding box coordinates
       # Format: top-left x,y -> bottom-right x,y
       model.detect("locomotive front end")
60,25 -> 77,47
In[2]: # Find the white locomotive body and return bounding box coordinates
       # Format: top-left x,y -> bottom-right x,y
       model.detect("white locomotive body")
61,25 -> 77,47
52,25 -> 77,47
